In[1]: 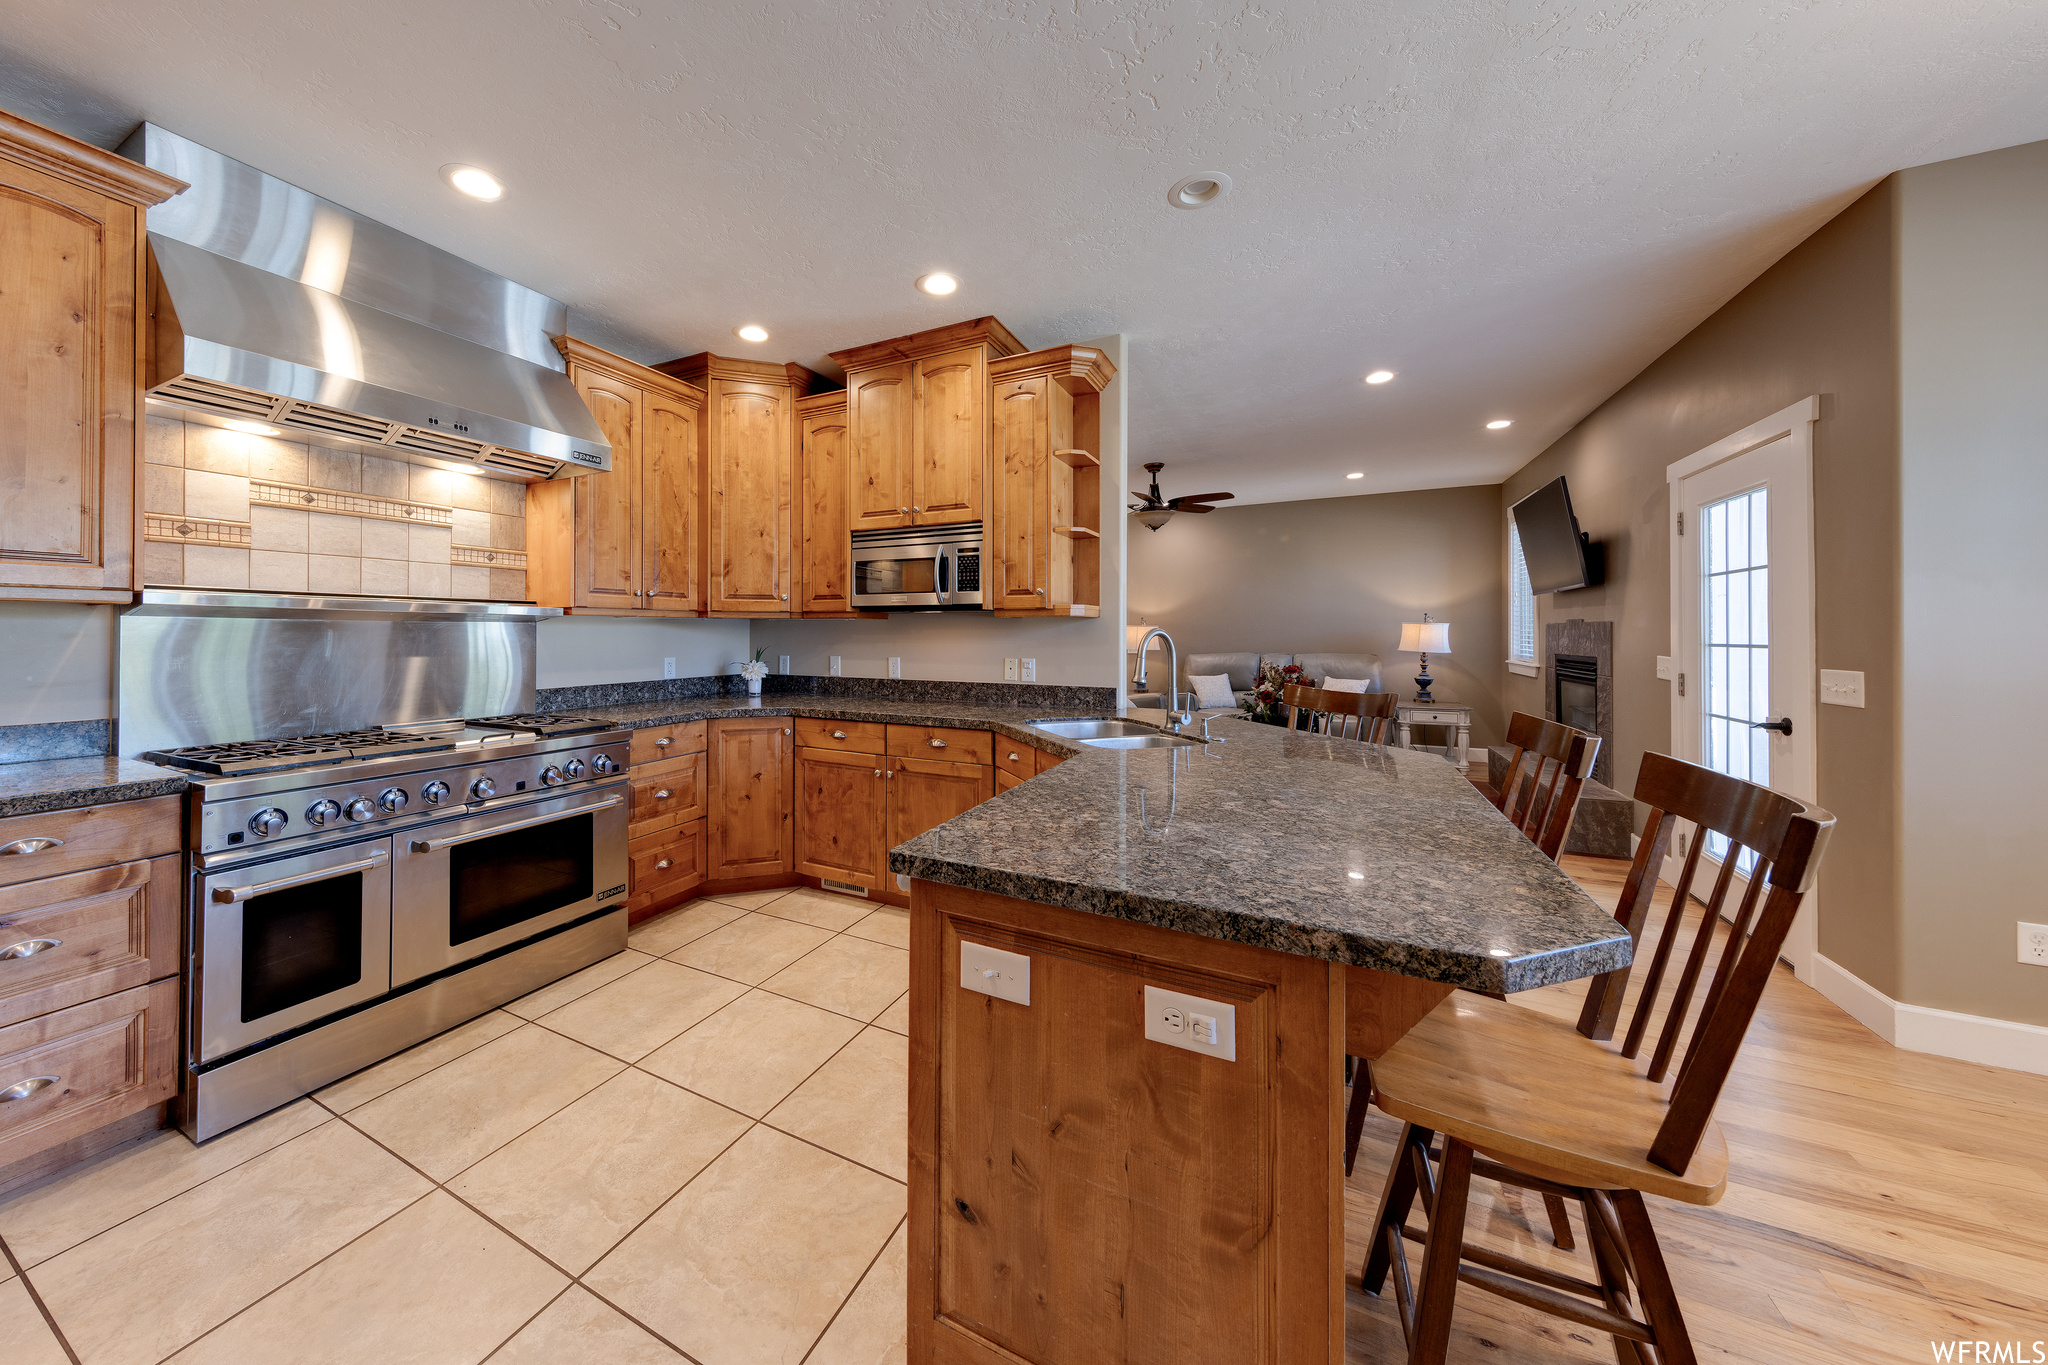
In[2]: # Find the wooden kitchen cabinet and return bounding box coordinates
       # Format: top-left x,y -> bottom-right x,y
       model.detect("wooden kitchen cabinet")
529,338 -> 705,615
627,752 -> 707,840
625,722 -> 708,918
829,318 -> 1025,534
888,756 -> 992,845
629,819 -> 705,916
708,717 -> 795,879
0,111 -> 183,603
987,344 -> 1116,617
797,390 -> 877,618
796,746 -> 889,891
656,353 -> 821,617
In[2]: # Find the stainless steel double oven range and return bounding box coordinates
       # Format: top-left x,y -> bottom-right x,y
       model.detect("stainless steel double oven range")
147,714 -> 630,1140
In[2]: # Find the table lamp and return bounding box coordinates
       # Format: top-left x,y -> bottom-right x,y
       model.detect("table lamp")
1398,614 -> 1450,703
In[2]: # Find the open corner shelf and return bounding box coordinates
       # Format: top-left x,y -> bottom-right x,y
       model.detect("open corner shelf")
1051,448 -> 1099,468
1052,526 -> 1099,539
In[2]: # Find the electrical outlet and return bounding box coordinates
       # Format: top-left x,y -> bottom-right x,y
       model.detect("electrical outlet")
1143,985 -> 1236,1061
888,656 -> 902,679
662,657 -> 676,680
1820,669 -> 1866,708
829,655 -> 842,677
1021,658 -> 1037,682
1004,658 -> 1019,682
779,654 -> 790,675
2021,922 -> 2048,967
959,941 -> 1030,1005
1655,656 -> 1675,681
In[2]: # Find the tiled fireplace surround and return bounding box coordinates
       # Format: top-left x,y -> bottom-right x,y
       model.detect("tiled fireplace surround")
141,417 -> 530,600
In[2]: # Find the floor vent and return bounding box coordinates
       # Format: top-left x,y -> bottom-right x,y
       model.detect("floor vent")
819,879 -> 870,898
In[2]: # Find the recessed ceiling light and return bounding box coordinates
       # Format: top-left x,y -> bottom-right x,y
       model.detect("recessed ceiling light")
1364,370 -> 1395,385
916,272 -> 959,296
1346,472 -> 1365,480
440,164 -> 504,202
1167,172 -> 1233,210
733,324 -> 770,343
1486,419 -> 1513,430
223,419 -> 282,436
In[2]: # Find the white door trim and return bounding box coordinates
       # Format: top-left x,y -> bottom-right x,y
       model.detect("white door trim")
1666,395 -> 1821,979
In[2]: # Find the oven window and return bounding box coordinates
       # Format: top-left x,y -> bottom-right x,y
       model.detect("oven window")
448,812 -> 594,945
241,873 -> 364,1023
855,557 -> 934,596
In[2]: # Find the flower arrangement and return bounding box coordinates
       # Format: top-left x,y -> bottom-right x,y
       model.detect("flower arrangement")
1240,661 -> 1312,725
734,648 -> 769,696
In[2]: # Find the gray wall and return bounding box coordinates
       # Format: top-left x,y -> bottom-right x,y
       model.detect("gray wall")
1897,140 -> 2048,1027
1127,485 -> 1506,749
1498,180 -> 1903,995
0,603 -> 118,725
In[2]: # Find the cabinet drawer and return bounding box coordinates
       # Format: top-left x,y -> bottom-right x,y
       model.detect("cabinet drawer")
887,725 -> 992,765
995,768 -> 1024,794
993,739 -> 1037,781
0,855 -> 181,1029
628,752 -> 708,839
794,717 -> 886,753
629,819 -> 705,910
1399,709 -> 1467,728
629,721 -> 707,767
0,796 -> 182,891
0,978 -> 178,1168
1035,748 -> 1068,774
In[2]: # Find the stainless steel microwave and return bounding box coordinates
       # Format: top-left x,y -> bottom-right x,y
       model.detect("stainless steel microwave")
850,523 -> 984,610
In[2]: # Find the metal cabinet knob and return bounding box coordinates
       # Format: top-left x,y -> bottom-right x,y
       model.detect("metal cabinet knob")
1,837 -> 63,856
654,789 -> 672,799
1008,752 -> 1020,762
783,729 -> 791,735
0,938 -> 61,961
655,736 -> 671,747
830,730 -> 848,740
913,506 -> 924,512
928,738 -> 947,748
873,770 -> 882,778
1,1076 -> 58,1102
655,858 -> 672,870
899,506 -> 910,514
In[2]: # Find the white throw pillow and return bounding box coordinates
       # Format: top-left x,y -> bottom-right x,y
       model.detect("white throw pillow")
1322,676 -> 1371,693
1188,673 -> 1236,709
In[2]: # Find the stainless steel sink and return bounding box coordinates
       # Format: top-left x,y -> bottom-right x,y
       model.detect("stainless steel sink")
1078,733 -> 1201,749
1029,719 -> 1158,739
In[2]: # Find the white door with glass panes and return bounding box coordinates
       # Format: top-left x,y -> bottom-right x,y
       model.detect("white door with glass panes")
1668,398 -> 1819,980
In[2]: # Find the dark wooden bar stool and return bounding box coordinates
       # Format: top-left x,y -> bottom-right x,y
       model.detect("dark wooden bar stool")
1360,751 -> 1834,1365
1284,683 -> 1398,741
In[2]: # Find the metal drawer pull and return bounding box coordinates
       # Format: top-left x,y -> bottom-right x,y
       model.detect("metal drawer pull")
213,852 -> 388,903
1,1076 -> 58,1102
1,938 -> 62,961
654,789 -> 672,799
927,738 -> 947,749
1007,752 -> 1020,762
410,795 -> 623,852
655,858 -> 672,870
655,737 -> 672,747
830,730 -> 848,740
1,837 -> 63,856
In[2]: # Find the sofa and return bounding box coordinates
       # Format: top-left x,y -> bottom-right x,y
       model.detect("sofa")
1131,651 -> 1384,709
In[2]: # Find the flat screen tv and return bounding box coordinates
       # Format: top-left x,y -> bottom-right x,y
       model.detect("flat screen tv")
1511,476 -> 1601,594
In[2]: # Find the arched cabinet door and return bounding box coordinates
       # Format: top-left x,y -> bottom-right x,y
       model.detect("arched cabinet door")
797,394 -> 853,615
988,374 -> 1049,609
848,363 -> 913,531
911,345 -> 987,525
709,382 -> 791,613
565,363 -> 642,610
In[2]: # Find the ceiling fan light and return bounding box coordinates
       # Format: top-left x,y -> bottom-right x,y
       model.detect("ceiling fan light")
1132,506 -> 1176,531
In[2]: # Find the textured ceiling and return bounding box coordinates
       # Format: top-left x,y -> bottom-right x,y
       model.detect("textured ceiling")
3,2 -> 2043,505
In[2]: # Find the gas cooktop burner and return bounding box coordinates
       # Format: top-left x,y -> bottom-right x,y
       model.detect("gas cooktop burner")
465,714 -> 615,737
144,726 -> 462,775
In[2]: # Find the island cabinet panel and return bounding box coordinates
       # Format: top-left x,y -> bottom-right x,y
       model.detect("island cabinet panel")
909,881 -> 1344,1365
887,757 -> 991,846
796,747 -> 888,891
797,391 -> 862,616
848,362 -> 914,531
0,111 -> 182,602
708,717 -> 794,879
1034,747 -> 1067,775
910,346 -> 985,525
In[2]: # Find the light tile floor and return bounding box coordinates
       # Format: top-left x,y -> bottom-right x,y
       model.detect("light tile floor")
0,887 -> 912,1365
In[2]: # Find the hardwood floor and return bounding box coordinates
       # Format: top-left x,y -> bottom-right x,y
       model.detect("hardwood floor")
1343,853 -> 2048,1363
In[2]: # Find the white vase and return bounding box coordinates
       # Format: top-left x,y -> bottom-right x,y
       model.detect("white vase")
747,677 -> 762,697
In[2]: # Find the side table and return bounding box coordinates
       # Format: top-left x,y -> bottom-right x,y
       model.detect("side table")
1395,703 -> 1473,768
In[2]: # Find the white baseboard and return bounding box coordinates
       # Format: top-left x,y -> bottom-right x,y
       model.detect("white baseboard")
1811,955 -> 2048,1077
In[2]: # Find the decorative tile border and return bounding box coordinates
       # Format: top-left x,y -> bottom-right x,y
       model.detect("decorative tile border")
452,543 -> 528,569
144,514 -> 251,547
250,479 -> 454,527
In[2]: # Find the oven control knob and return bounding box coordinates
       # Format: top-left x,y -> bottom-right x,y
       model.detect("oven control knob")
421,781 -> 450,805
305,799 -> 341,827
470,777 -> 497,802
563,758 -> 585,778
343,798 -> 376,823
378,787 -> 409,813
591,754 -> 617,776
248,808 -> 289,838
539,765 -> 565,787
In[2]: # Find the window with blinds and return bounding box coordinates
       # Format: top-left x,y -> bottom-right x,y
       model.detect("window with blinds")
1508,520 -> 1537,670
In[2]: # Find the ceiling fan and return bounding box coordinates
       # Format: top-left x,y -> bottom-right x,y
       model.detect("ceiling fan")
1129,462 -> 1234,531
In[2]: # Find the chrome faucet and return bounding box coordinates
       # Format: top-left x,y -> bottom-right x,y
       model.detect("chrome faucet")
1131,627 -> 1194,730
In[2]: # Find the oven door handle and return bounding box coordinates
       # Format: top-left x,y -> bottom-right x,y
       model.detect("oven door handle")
935,544 -> 950,604
407,795 -> 624,853
211,851 -> 389,903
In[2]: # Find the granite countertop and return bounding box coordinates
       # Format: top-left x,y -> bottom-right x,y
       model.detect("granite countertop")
0,755 -> 190,819
576,699 -> 1632,993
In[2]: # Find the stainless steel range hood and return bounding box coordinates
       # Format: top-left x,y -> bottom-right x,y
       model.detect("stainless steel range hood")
118,124 -> 610,481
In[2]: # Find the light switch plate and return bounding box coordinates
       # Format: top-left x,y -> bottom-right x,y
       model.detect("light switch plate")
1021,658 -> 1037,682
960,941 -> 1030,1005
1820,669 -> 1866,708
888,657 -> 902,679
829,656 -> 842,677
1655,656 -> 1675,681
1143,984 -> 1236,1061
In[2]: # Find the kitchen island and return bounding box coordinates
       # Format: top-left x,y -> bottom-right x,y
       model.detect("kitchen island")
887,715 -> 1631,1365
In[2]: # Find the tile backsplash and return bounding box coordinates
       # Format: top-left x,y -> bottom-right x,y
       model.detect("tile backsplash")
142,418 -> 529,600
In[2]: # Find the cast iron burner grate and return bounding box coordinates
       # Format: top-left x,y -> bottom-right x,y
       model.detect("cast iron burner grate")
464,714 -> 615,737
142,738 -> 358,775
